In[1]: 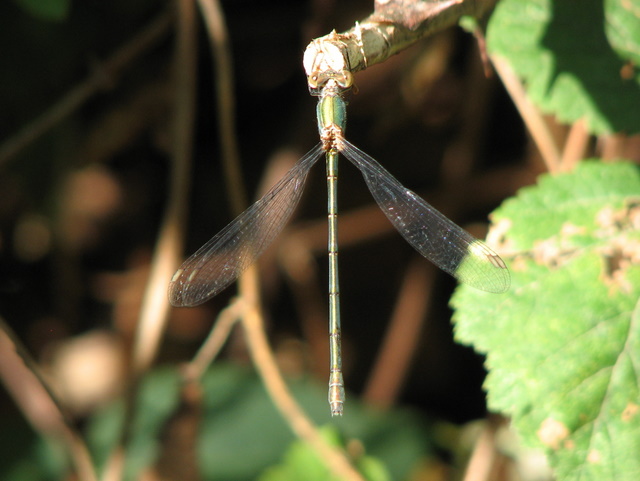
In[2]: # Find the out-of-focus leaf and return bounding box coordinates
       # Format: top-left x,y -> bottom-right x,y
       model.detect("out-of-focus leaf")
605,0 -> 640,66
487,0 -> 640,134
0,427 -> 67,481
86,367 -> 182,480
258,426 -> 390,481
452,161 -> 640,481
85,364 -> 430,481
197,364 -> 431,481
14,0 -> 70,21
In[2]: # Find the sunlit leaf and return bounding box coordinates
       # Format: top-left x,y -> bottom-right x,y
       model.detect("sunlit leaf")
452,161 -> 640,481
487,0 -> 640,134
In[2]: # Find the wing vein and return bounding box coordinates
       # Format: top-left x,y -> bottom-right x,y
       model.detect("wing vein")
341,139 -> 509,293
169,144 -> 324,306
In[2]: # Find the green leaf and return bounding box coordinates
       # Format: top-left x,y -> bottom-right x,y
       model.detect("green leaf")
85,365 -> 430,481
487,0 -> 640,134
86,367 -> 182,480
0,432 -> 68,481
605,0 -> 640,66
258,426 -> 390,481
451,161 -> 640,481
14,0 -> 70,21
197,364 -> 430,481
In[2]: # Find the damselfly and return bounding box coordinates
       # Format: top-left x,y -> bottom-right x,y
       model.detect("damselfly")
169,50 -> 509,416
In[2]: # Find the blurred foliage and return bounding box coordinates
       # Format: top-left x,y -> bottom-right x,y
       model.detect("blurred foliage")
196,365 -> 431,480
13,0 -> 70,21
487,0 -> 640,134
259,426 -> 390,481
2,366 -> 432,480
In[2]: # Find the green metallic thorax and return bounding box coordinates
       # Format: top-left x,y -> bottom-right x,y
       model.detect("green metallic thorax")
316,89 -> 347,137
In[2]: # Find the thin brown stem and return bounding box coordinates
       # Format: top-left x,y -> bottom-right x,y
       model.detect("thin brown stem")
491,54 -> 560,173
130,0 -> 198,378
239,267 -> 365,481
197,0 -> 247,214
363,260 -> 434,409
560,118 -> 590,171
462,417 -> 509,481
0,320 -> 98,481
183,298 -> 244,382
103,1 -> 198,480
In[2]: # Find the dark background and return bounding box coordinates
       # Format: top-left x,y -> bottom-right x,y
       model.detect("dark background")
0,0 -> 525,435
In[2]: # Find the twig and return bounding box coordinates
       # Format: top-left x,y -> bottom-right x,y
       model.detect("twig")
560,118 -> 590,171
491,55 -> 561,173
599,132 -> 637,161
303,0 -> 497,81
183,298 -> 244,382
0,320 -> 98,481
130,0 -> 198,378
197,0 -> 247,214
239,268 -> 366,481
363,260 -> 434,409
102,1 -> 198,480
462,417 -> 506,481
0,9 -> 173,166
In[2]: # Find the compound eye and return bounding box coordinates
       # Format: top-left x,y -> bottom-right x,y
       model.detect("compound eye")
337,71 -> 353,89
307,74 -> 319,89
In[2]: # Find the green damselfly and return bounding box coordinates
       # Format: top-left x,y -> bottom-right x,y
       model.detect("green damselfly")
169,45 -> 509,416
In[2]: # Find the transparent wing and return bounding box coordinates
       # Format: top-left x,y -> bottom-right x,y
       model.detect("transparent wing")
340,139 -> 509,293
169,144 -> 324,306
